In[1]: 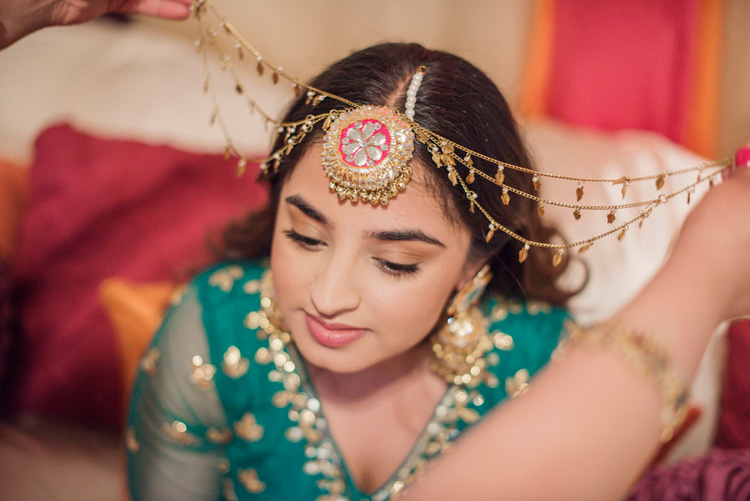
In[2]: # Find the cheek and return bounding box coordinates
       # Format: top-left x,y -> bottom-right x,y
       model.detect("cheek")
369,276 -> 454,348
270,230 -> 311,315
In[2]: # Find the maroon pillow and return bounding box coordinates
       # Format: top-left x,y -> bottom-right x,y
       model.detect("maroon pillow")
715,319 -> 750,448
0,257 -> 12,401
9,123 -> 267,428
628,447 -> 750,500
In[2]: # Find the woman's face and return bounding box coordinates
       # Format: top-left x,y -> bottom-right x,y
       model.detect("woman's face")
270,143 -> 479,374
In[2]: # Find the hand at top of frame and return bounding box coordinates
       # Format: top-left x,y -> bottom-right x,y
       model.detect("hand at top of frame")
1,0 -> 193,49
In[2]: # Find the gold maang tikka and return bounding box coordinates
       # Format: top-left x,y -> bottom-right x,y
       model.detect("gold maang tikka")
430,265 -> 495,388
192,0 -> 733,266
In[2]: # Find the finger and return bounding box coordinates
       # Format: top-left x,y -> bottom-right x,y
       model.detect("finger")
117,0 -> 193,19
723,142 -> 750,181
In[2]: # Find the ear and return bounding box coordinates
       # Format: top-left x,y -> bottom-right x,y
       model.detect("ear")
456,257 -> 489,292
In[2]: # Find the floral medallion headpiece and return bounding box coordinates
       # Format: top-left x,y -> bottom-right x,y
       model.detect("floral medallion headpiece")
322,105 -> 415,204
192,0 -> 734,266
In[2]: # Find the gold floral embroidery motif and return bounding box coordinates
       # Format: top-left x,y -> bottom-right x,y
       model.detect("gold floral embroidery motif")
190,355 -> 217,390
206,427 -> 233,444
162,420 -> 197,446
169,284 -> 188,306
234,412 -> 264,442
526,300 -> 551,316
238,468 -> 266,494
125,428 -> 139,453
490,302 -> 509,322
506,368 -> 530,398
493,331 -> 514,351
140,347 -> 160,376
222,346 -> 250,378
208,265 -> 244,292
243,279 -> 261,295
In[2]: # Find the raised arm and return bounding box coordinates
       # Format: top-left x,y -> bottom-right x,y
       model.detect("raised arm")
403,166 -> 750,500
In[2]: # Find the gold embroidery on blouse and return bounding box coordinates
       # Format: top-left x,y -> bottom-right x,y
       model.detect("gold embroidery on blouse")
234,412 -> 264,442
222,345 -> 250,378
243,279 -> 261,294
190,355 -> 216,390
169,284 -> 188,306
217,458 -> 230,474
508,302 -> 523,315
125,427 -> 139,453
140,347 -> 160,376
206,427 -> 233,444
490,303 -> 509,322
162,419 -> 198,446
526,300 -> 551,316
238,468 -> 266,494
222,478 -> 239,501
506,368 -> 530,398
493,331 -> 514,351
208,265 -> 244,292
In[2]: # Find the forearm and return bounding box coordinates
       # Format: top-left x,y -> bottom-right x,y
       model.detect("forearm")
403,174 -> 747,500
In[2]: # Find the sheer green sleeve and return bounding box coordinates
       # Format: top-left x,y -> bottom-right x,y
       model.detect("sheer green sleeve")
127,287 -> 230,501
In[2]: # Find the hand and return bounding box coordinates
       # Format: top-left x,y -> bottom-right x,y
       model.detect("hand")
49,0 -> 193,26
1,0 -> 193,49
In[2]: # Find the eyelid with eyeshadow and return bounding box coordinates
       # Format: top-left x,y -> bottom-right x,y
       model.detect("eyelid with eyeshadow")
283,229 -> 420,277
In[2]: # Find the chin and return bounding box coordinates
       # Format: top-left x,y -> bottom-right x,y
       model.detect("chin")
292,335 -> 377,374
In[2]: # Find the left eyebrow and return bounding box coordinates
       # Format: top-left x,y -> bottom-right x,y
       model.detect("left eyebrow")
365,229 -> 446,247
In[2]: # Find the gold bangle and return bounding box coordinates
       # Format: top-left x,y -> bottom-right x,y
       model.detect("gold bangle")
556,320 -> 691,443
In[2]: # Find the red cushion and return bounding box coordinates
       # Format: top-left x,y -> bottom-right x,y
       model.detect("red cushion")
0,257 -> 12,400
9,123 -> 267,428
715,319 -> 750,448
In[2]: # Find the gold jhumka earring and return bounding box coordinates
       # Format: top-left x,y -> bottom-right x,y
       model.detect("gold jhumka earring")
430,265 -> 495,388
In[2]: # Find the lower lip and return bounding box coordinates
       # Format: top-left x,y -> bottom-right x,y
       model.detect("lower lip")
304,314 -> 367,348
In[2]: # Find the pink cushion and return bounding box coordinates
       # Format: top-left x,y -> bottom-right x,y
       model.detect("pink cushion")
547,0 -> 699,144
9,123 -> 267,428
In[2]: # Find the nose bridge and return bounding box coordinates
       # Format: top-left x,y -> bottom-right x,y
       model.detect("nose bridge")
310,247 -> 360,316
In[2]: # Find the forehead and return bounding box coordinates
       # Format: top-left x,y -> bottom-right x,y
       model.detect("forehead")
281,142 -> 467,238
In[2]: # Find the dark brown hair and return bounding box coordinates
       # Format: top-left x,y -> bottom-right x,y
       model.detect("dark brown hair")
221,43 -> 575,305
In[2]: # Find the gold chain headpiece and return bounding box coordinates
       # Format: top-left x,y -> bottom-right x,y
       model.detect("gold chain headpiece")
191,0 -> 733,267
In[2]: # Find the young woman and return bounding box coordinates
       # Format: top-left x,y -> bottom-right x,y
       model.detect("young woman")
126,42 -> 750,500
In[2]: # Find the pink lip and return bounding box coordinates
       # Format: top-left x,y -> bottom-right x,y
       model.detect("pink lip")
304,313 -> 367,348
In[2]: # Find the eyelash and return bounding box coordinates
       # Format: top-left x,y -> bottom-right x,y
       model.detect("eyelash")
283,229 -> 420,277
283,229 -> 324,249
375,259 -> 420,277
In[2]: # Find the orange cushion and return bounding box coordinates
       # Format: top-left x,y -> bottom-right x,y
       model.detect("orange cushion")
0,158 -> 29,264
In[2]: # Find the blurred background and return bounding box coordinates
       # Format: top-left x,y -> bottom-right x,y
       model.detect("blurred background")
1,1 -> 749,499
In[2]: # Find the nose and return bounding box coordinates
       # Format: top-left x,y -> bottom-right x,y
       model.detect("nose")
309,254 -> 361,318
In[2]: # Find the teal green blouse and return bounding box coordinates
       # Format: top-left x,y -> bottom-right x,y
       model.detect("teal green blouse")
127,262 -> 569,500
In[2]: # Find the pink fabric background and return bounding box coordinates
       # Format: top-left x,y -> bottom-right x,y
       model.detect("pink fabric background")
547,0 -> 698,145
9,124 -> 267,428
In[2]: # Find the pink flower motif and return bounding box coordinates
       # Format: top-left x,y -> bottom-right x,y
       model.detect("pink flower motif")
341,120 -> 390,168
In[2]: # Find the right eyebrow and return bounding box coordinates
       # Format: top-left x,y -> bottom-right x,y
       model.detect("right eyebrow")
284,195 -> 331,227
